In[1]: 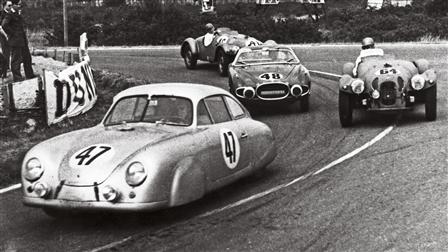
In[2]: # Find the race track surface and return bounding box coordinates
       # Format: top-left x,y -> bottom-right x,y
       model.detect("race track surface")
0,44 -> 447,251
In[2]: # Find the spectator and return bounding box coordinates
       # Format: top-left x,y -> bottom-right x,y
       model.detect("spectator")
0,0 -> 11,78
1,0 -> 35,81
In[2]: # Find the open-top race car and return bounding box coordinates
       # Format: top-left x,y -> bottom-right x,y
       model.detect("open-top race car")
22,83 -> 277,216
180,25 -> 262,76
339,54 -> 437,126
228,41 -> 311,112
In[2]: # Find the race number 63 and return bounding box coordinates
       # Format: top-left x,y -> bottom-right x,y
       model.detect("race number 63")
220,129 -> 240,169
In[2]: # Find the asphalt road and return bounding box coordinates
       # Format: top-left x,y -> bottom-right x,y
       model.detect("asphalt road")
0,44 -> 447,251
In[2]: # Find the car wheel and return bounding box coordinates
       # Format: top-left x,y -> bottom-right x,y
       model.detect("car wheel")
183,47 -> 197,70
425,85 -> 437,121
300,95 -> 310,112
228,77 -> 236,95
339,91 -> 353,127
218,51 -> 230,77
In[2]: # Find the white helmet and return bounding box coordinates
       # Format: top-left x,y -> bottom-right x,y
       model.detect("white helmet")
361,37 -> 375,50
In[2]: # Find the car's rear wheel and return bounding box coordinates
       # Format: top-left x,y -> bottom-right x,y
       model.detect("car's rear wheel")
218,51 -> 230,77
339,91 -> 353,127
425,85 -> 437,121
183,47 -> 197,69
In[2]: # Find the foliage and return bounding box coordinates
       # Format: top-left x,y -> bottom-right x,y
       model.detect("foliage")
21,1 -> 448,46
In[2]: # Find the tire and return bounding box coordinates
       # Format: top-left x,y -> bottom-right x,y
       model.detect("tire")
339,91 -> 353,127
300,95 -> 310,112
425,85 -> 437,121
217,51 -> 230,77
228,77 -> 236,95
183,47 -> 197,70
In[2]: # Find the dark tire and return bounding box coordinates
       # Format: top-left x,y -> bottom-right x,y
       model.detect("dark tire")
300,95 -> 310,112
228,77 -> 236,95
339,91 -> 353,127
183,47 -> 197,70
217,51 -> 230,77
425,85 -> 437,121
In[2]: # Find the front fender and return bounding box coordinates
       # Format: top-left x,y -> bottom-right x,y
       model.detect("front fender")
180,38 -> 198,58
339,74 -> 356,94
220,44 -> 240,56
169,156 -> 205,207
422,69 -> 437,90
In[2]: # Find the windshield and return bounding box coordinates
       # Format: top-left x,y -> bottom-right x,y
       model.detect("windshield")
104,95 -> 193,126
236,48 -> 298,65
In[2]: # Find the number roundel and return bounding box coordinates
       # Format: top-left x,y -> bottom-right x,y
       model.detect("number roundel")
69,144 -> 115,168
219,128 -> 240,169
259,73 -> 283,80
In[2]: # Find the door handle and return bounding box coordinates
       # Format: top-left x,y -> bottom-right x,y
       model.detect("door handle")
241,132 -> 248,139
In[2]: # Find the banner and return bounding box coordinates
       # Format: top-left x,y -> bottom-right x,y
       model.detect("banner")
44,61 -> 97,125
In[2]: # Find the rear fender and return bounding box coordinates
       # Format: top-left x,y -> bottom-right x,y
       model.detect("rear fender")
180,38 -> 198,58
342,62 -> 355,77
169,156 -> 205,207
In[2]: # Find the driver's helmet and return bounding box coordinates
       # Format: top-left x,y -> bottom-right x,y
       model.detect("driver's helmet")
361,37 -> 375,50
205,23 -> 215,34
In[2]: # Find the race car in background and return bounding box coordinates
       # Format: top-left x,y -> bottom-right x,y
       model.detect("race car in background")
22,83 -> 277,216
180,26 -> 262,76
228,41 -> 311,112
339,55 -> 437,127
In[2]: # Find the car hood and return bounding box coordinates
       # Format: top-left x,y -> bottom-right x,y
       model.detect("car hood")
358,59 -> 416,88
232,64 -> 303,86
37,125 -> 192,186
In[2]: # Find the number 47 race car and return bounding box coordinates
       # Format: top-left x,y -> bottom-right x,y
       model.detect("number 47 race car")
21,83 -> 277,217
339,53 -> 437,127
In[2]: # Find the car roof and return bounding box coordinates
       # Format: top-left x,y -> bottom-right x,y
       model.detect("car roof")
113,83 -> 230,103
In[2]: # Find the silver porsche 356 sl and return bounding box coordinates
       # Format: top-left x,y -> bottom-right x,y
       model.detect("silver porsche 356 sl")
339,54 -> 437,127
22,83 -> 277,216
228,41 -> 311,112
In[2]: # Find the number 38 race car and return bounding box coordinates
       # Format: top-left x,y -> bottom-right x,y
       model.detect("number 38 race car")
181,27 -> 262,76
228,41 -> 311,112
21,83 -> 277,216
339,54 -> 437,126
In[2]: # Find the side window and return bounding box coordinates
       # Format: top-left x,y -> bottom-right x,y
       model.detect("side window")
224,96 -> 245,119
204,96 -> 232,123
197,100 -> 212,126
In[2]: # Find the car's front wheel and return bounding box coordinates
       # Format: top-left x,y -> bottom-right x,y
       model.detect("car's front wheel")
300,95 -> 310,112
425,85 -> 437,121
183,47 -> 197,70
217,51 -> 230,77
339,91 -> 353,127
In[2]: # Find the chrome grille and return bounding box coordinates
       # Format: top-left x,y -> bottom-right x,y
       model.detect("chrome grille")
256,83 -> 289,100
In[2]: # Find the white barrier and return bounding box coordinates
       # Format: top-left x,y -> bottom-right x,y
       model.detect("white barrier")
44,60 -> 97,125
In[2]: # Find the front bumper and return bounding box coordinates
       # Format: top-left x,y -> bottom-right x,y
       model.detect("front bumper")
23,197 -> 168,212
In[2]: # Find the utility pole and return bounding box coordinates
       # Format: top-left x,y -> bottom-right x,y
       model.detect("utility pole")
63,0 -> 68,46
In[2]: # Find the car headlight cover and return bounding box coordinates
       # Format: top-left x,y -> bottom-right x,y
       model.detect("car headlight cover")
25,158 -> 44,181
351,79 -> 365,94
411,74 -> 425,90
125,162 -> 147,186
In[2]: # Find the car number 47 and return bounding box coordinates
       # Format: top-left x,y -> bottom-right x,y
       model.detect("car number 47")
74,145 -> 112,166
220,129 -> 240,169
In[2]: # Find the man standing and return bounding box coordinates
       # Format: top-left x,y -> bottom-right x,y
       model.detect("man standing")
2,0 -> 35,81
0,1 -> 11,78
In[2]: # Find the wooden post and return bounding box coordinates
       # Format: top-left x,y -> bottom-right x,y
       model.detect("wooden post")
63,0 -> 68,46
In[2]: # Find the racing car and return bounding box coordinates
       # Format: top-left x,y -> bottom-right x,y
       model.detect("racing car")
180,26 -> 262,76
21,83 -> 277,216
228,41 -> 311,112
339,54 -> 437,127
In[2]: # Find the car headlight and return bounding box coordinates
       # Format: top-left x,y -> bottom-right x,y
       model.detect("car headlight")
24,158 -> 44,181
125,162 -> 147,186
411,74 -> 425,90
351,79 -> 365,94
